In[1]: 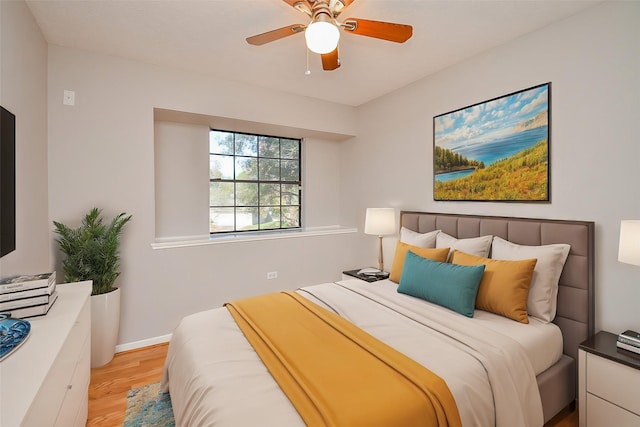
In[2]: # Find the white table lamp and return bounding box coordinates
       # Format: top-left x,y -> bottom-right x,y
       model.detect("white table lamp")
619,220 -> 640,266
364,208 -> 396,271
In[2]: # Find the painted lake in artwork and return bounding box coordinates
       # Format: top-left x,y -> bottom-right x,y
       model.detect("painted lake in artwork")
436,125 -> 548,182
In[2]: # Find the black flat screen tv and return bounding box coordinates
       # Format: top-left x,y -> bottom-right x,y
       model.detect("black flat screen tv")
1,105 -> 16,258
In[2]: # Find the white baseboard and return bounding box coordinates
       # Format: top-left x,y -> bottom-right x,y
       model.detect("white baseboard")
115,333 -> 172,353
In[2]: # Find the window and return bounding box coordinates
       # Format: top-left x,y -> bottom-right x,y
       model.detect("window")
209,129 -> 301,234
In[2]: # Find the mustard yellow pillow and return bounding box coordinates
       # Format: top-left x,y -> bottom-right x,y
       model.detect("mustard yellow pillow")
450,250 -> 537,324
389,242 -> 450,283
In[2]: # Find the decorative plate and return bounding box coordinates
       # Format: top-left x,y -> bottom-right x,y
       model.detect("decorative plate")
0,313 -> 31,362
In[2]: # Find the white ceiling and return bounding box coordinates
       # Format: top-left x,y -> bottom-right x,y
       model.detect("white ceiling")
25,0 -> 603,107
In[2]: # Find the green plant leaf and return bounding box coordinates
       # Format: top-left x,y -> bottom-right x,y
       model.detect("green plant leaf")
53,208 -> 132,295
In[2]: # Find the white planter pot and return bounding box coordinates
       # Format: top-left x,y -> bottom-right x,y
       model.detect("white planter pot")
90,287 -> 121,368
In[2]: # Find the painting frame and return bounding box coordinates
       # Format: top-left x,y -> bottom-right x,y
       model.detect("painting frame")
433,83 -> 551,202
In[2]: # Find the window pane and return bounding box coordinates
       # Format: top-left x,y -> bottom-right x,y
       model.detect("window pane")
236,207 -> 259,231
259,136 -> 280,158
281,139 -> 299,159
210,131 -> 234,155
235,157 -> 257,180
235,134 -> 257,156
282,184 -> 299,205
281,206 -> 300,228
210,182 -> 234,206
281,159 -> 299,182
210,207 -> 234,232
210,155 -> 234,180
259,158 -> 280,181
209,129 -> 301,234
260,183 -> 280,206
260,207 -> 280,230
236,182 -> 258,206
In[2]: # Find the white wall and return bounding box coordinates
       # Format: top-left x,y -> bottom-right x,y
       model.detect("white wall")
47,46 -> 359,345
343,1 -> 640,334
303,137 -> 344,228
154,121 -> 209,239
0,1 -> 49,277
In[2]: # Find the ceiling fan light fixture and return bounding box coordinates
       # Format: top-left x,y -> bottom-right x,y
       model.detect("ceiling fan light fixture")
246,0 -> 413,71
305,20 -> 340,54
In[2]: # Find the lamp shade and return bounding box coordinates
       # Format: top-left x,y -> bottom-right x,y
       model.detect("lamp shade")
364,208 -> 396,236
305,20 -> 340,54
618,220 -> 640,266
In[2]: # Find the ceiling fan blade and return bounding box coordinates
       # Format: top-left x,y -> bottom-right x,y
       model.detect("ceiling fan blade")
343,18 -> 412,43
321,48 -> 340,71
246,24 -> 305,46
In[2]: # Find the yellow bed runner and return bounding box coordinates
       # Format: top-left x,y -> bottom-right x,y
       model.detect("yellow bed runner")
225,291 -> 461,427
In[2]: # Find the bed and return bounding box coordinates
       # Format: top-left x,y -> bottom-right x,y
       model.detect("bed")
161,211 -> 595,426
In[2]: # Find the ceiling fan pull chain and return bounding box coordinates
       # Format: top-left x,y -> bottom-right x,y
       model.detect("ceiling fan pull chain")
305,46 -> 311,75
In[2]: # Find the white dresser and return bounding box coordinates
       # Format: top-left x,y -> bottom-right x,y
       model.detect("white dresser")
578,331 -> 640,427
0,281 -> 92,427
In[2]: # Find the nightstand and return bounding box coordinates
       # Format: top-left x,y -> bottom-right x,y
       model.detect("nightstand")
578,330 -> 640,427
342,269 -> 389,283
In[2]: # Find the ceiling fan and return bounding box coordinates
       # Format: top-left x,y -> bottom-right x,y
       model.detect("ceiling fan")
246,0 -> 413,71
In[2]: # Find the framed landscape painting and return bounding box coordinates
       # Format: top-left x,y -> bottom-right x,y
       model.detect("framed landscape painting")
433,83 -> 550,202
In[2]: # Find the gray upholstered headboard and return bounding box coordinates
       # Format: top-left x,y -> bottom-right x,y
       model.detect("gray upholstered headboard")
400,211 -> 595,363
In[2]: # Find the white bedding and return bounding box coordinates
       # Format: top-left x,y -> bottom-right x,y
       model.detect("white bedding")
469,303 -> 563,376
162,279 -> 550,427
354,279 -> 563,376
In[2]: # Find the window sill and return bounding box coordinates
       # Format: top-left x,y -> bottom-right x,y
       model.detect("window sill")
150,226 -> 358,250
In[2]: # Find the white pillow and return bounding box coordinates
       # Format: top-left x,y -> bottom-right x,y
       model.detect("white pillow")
436,232 -> 493,259
400,227 -> 439,248
491,236 -> 570,323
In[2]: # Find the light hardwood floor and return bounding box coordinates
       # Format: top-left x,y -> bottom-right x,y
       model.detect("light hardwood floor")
87,343 -> 579,427
87,343 -> 168,426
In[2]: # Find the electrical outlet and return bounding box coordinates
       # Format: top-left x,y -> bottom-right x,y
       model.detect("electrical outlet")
63,90 -> 75,106
266,271 -> 278,280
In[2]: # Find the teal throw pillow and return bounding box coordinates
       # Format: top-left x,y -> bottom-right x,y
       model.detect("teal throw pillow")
397,251 -> 485,317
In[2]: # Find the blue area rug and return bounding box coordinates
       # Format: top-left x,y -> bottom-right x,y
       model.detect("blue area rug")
124,382 -> 175,427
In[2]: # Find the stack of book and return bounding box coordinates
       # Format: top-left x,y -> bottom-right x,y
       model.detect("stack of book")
617,329 -> 640,356
0,272 -> 58,318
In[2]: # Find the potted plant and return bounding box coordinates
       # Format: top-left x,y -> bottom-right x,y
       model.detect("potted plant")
53,207 -> 132,367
